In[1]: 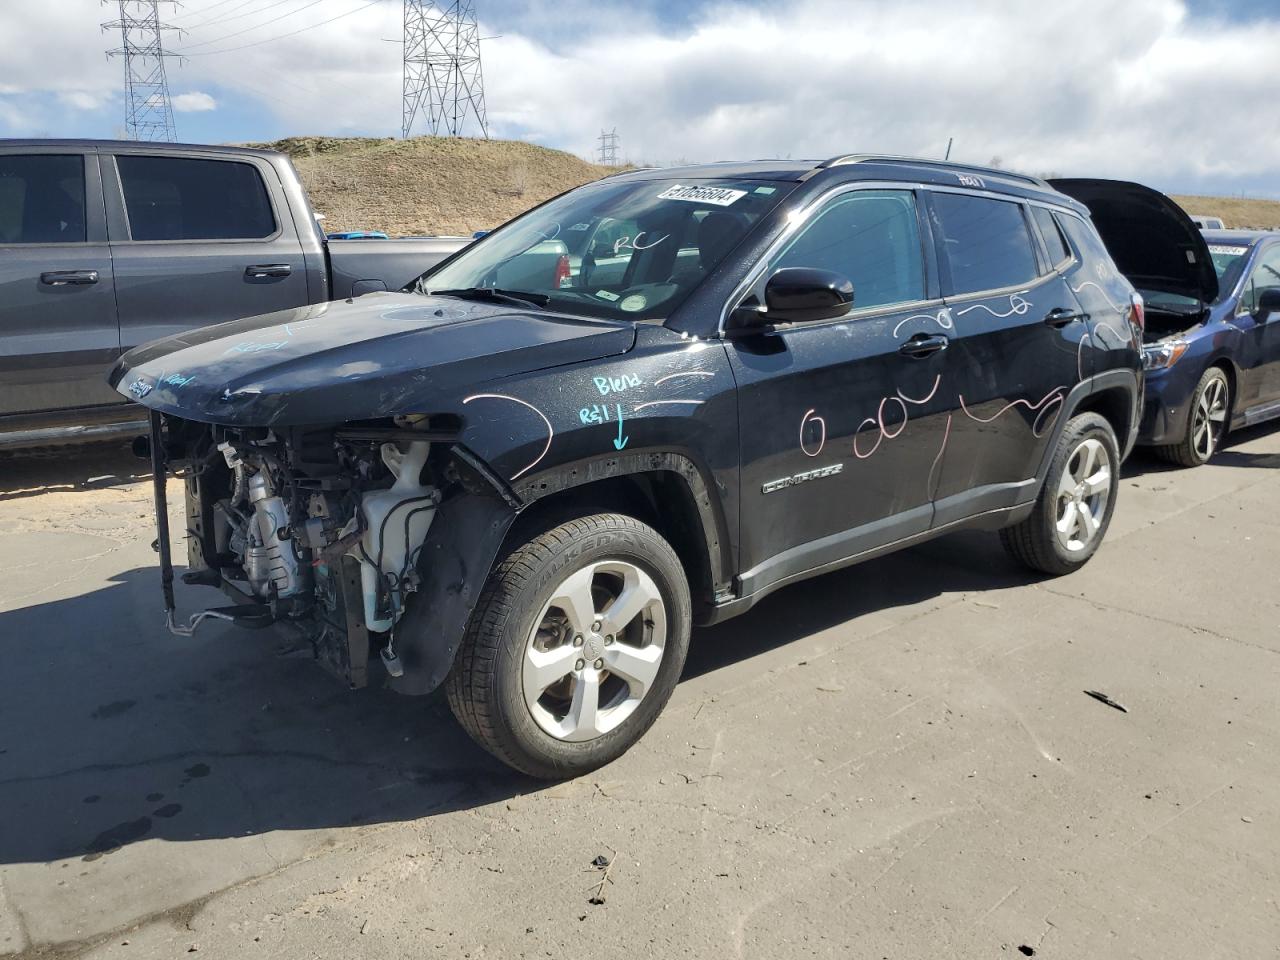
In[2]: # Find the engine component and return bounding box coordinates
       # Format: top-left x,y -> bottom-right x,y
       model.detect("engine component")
353,441 -> 437,632
245,469 -> 306,599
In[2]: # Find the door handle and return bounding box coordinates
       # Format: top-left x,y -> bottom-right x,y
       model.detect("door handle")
1044,307 -> 1087,328
40,270 -> 99,286
245,263 -> 292,279
898,333 -> 949,358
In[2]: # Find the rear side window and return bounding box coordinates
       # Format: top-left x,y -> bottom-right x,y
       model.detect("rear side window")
0,155 -> 86,244
1032,206 -> 1071,268
772,190 -> 925,311
931,192 -> 1038,295
1057,214 -> 1118,276
118,155 -> 276,241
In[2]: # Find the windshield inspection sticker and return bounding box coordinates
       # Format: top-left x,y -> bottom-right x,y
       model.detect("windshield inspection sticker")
620,294 -> 648,312
657,184 -> 747,206
1208,245 -> 1249,256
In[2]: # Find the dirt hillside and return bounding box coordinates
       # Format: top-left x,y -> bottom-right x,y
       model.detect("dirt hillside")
251,136 -> 1280,236
249,136 -> 622,236
1171,194 -> 1280,230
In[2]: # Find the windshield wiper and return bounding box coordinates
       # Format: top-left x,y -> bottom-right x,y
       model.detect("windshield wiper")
429,287 -> 550,309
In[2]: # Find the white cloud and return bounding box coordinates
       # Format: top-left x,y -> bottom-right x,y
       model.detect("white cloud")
58,91 -> 107,111
172,91 -> 217,112
0,0 -> 1277,195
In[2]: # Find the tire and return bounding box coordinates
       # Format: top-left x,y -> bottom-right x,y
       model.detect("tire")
1000,412 -> 1121,576
1154,366 -> 1230,467
445,513 -> 691,779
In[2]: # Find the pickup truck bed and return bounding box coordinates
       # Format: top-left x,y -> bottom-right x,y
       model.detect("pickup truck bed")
0,139 -> 469,449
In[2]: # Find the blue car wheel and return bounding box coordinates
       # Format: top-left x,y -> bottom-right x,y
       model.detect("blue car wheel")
1155,366 -> 1230,467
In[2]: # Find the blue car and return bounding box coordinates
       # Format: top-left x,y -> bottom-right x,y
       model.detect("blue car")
1137,229 -> 1280,465
1053,180 -> 1280,466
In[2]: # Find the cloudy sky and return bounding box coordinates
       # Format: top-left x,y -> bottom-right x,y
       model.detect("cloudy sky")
2,0 -> 1279,197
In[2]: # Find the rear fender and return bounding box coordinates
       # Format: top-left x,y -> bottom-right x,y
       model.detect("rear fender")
1033,368 -> 1140,485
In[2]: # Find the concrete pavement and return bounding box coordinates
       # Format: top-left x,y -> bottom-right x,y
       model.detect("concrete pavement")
1,427 -> 1277,959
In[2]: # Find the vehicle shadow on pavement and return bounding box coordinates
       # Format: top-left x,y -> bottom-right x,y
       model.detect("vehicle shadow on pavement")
685,529 -> 1034,680
0,443 -> 149,502
1122,419 -> 1280,477
0,565 -> 519,869
0,529 -> 1045,868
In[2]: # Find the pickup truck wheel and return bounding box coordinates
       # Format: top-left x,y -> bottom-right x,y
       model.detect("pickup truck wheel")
1000,412 -> 1120,576
446,514 -> 691,779
1154,366 -> 1229,467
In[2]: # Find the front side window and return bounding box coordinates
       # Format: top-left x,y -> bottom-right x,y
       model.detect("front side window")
0,155 -> 86,244
414,178 -> 793,320
769,189 -> 925,312
117,155 -> 276,241
1242,246 -> 1280,315
931,192 -> 1039,295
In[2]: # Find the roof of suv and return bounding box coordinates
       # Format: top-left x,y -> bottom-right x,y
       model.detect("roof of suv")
607,154 -> 1082,211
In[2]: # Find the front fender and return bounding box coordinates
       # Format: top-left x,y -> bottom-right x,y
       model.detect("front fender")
390,488 -> 517,696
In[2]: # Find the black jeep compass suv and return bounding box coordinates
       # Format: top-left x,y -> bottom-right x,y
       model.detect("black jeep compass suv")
112,155 -> 1144,777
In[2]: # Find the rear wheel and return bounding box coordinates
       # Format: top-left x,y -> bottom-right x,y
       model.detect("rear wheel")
1001,412 -> 1120,575
1154,366 -> 1229,467
446,513 -> 691,779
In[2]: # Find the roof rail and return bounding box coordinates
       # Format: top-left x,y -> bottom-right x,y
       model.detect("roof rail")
818,154 -> 1050,189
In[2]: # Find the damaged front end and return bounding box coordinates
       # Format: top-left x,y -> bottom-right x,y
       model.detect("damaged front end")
146,411 -> 516,693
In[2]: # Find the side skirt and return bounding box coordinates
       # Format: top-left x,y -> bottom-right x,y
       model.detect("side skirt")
699,501 -> 1033,626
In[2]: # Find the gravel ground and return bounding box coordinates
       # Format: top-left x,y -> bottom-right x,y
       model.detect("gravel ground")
1,427 -> 1278,959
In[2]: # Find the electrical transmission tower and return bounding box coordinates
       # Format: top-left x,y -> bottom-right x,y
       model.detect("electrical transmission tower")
102,0 -> 182,142
597,128 -> 620,166
402,1 -> 489,139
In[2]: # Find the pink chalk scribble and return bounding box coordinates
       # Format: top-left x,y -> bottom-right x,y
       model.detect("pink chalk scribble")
800,409 -> 826,457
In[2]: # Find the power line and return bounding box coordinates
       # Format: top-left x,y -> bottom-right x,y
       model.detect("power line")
402,1 -> 489,139
176,0 -> 325,50
102,0 -> 181,142
179,0 -> 304,32
172,0 -> 252,21
177,0 -> 384,55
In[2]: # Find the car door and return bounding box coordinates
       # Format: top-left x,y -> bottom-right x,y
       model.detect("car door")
727,186 -> 958,598
0,149 -> 122,418
1239,244 -> 1280,407
927,189 -> 1092,525
103,150 -> 309,352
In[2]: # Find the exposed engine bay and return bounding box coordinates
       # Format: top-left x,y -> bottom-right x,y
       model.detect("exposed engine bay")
150,413 -> 482,688
1142,304 -> 1206,344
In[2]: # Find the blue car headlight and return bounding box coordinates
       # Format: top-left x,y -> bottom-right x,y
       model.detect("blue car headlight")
1142,339 -> 1189,371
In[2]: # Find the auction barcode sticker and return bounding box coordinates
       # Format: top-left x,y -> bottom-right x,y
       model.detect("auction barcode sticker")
1208,245 -> 1249,256
657,184 -> 747,206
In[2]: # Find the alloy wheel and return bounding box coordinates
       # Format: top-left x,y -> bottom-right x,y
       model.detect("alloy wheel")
1055,437 -> 1111,553
522,560 -> 667,742
1192,374 -> 1228,462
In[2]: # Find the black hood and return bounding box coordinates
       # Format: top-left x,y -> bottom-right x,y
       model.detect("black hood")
1050,178 -> 1219,304
108,292 -> 636,426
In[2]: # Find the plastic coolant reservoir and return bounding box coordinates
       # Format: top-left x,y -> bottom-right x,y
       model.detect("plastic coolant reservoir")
354,441 -> 436,632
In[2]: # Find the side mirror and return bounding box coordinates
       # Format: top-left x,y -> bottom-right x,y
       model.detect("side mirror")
1256,287 -> 1280,319
761,267 -> 854,324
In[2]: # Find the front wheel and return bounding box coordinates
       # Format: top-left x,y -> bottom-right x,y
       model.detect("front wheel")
1001,412 -> 1120,575
446,513 -> 691,779
1155,366 -> 1230,467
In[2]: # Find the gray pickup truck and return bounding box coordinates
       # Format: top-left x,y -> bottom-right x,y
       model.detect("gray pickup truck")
0,140 -> 469,449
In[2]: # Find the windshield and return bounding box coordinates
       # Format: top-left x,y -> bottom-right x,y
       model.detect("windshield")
409,177 -> 795,320
1141,242 -> 1252,310
1208,242 -> 1252,296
